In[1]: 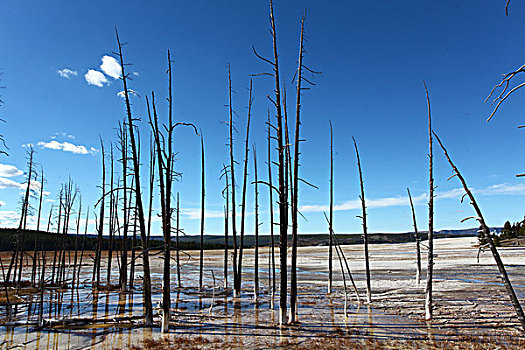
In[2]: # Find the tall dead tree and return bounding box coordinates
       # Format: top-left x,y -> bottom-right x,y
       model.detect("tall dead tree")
8,147 -> 34,284
328,121 -> 334,294
107,145 -> 115,286
147,50 -> 198,331
199,133 -> 205,292
407,188 -> 421,284
221,165 -> 229,290
433,131 -> 525,332
119,122 -> 129,291
267,113 -> 276,306
227,65 -> 239,298
253,0 -> 289,325
289,12 -> 306,324
176,193 -> 181,288
353,137 -> 371,303
116,29 -> 153,325
36,167 -> 44,232
424,82 -> 434,321
93,138 -> 105,289
253,144 -> 260,302
237,80 -> 253,296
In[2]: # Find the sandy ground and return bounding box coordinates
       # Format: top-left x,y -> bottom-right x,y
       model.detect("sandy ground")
1,236 -> 525,349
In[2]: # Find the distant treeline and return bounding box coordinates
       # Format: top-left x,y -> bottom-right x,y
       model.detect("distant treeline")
0,227 -> 491,252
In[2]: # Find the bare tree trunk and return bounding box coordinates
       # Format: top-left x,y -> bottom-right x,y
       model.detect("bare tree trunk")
222,166 -> 229,290
199,134 -> 205,292
289,12 -> 306,324
107,146 -> 115,287
328,121 -> 334,295
267,114 -> 276,308
119,122 -> 129,291
228,66 -> 239,298
253,145 -> 259,302
270,0 -> 288,325
116,30 -> 153,325
237,80 -> 253,297
94,139 -> 105,289
353,137 -> 371,303
36,167 -> 44,232
46,204 -> 53,233
424,82 -> 434,321
433,131 -> 525,332
407,188 -> 421,285
176,193 -> 181,289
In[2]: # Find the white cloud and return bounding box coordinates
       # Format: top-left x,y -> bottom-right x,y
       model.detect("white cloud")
117,89 -> 138,98
181,208 -> 225,220
478,183 -> 525,196
84,69 -> 108,87
0,200 -> 5,207
0,177 -> 24,189
100,55 -> 121,80
22,143 -> 34,148
0,164 -> 23,177
57,68 -> 78,79
37,140 -> 96,155
0,210 -> 19,227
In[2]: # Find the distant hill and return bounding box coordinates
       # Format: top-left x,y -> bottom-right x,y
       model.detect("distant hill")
0,227 -> 500,251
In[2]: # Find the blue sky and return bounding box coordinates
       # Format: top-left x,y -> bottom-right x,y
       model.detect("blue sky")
1,0 -> 525,235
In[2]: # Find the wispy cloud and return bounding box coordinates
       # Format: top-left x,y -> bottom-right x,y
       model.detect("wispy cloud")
478,183 -> 525,195
100,56 -> 121,80
181,208 -> 225,220
0,177 -> 24,189
50,132 -> 75,140
21,143 -> 34,148
84,69 -> 108,87
37,140 -> 97,155
298,183 -> 525,215
0,163 -> 23,177
57,68 -> 78,79
0,210 -> 19,227
0,200 -> 5,207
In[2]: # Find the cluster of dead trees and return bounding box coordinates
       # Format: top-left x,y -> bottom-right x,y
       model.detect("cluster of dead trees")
3,0 -> 525,336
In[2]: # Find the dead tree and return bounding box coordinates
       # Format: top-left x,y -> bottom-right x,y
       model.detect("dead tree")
433,131 -> 525,332
199,133 -> 206,292
407,188 -> 421,285
253,144 -> 260,302
107,145 -> 115,287
267,113 -> 276,307
221,165 -> 229,290
147,50 -> 198,331
8,147 -> 34,284
176,193 -> 181,288
328,121 -> 334,294
353,137 -> 371,303
36,167 -> 44,232
237,79 -> 253,296
227,65 -> 239,298
424,82 -> 434,321
289,11 -> 306,324
116,29 -> 153,325
93,138 -> 105,289
118,122 -> 129,291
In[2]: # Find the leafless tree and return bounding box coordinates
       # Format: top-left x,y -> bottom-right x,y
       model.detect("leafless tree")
407,188 -> 421,285
115,29 -> 153,325
93,138 -> 105,289
199,133 -> 206,292
237,80 -> 253,296
424,82 -> 434,321
253,144 -> 260,302
433,131 -> 525,331
353,137 -> 371,303
328,121 -> 334,294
